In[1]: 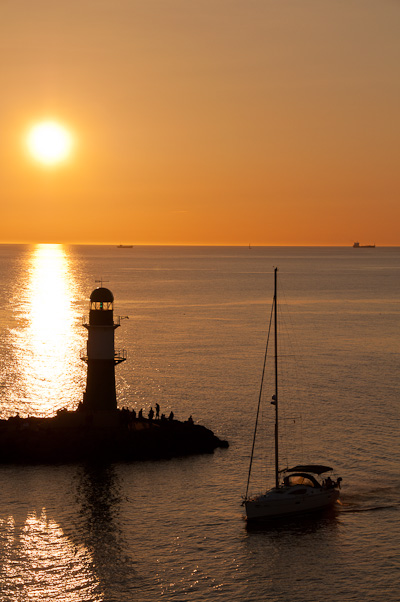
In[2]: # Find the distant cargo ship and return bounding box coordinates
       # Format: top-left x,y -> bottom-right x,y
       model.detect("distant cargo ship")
117,244 -> 133,248
353,242 -> 376,248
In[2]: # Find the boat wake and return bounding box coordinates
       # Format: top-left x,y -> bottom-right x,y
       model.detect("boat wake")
338,504 -> 398,514
338,484 -> 400,514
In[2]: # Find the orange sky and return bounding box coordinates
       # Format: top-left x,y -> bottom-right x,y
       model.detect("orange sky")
1,0 -> 399,245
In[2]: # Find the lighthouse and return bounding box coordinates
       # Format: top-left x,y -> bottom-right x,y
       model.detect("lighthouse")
81,287 -> 126,412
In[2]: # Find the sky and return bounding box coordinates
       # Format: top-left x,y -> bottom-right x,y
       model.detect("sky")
1,0 -> 399,245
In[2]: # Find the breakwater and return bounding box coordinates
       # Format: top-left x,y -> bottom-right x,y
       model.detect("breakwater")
0,410 -> 228,464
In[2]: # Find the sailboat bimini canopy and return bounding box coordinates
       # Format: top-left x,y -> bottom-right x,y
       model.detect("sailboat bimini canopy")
285,465 -> 333,475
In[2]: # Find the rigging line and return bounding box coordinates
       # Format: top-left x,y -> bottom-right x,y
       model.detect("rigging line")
276,285 -> 292,467
244,297 -> 274,501
278,283 -> 307,463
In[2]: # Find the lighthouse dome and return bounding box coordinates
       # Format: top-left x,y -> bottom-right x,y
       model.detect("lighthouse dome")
90,287 -> 114,303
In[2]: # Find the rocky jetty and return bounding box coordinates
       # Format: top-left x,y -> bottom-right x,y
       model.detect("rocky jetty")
0,409 -> 229,464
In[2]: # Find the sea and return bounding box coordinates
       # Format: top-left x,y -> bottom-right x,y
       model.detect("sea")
0,244 -> 398,602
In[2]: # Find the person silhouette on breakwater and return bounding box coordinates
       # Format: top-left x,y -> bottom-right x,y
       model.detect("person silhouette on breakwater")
168,411 -> 174,421
138,408 -> 143,419
155,403 -> 160,419
148,407 -> 154,421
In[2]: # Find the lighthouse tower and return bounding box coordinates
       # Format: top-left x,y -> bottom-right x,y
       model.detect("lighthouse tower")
81,287 -> 126,412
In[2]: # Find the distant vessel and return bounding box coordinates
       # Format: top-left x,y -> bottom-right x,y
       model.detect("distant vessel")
353,242 -> 375,248
117,244 -> 133,248
243,268 -> 342,521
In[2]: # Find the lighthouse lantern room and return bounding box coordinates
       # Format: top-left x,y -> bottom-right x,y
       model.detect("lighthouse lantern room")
81,287 -> 126,412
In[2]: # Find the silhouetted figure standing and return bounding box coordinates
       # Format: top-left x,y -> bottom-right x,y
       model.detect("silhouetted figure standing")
138,408 -> 143,419
155,403 -> 160,419
148,407 -> 154,421
168,411 -> 174,421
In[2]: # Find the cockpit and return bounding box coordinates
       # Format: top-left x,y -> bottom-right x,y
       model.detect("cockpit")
283,473 -> 322,488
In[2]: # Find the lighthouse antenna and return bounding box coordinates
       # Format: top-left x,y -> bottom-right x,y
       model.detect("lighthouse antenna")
95,278 -> 109,287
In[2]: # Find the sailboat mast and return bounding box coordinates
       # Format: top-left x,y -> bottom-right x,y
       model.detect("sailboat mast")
274,267 -> 279,489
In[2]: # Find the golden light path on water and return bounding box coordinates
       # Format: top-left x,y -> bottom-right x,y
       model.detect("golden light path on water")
0,511 -> 102,601
1,246 -> 103,599
11,244 -> 85,416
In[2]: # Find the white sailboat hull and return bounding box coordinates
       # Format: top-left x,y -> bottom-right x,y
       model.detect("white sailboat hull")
245,486 -> 340,520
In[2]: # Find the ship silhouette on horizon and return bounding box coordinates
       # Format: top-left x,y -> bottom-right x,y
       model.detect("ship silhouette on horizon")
353,241 -> 376,248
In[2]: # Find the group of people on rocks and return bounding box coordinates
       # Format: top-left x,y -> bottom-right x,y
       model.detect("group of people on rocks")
120,404 -> 194,425
146,403 -> 174,422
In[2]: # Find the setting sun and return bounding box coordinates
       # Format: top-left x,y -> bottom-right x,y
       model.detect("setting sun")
26,121 -> 73,166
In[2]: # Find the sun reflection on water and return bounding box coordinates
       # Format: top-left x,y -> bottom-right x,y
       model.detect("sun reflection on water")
0,510 -> 102,601
8,244 -> 85,417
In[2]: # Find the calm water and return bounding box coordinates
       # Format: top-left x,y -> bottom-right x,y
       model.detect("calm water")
0,245 -> 398,601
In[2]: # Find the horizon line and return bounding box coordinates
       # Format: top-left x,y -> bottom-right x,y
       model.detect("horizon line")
1,242 -> 396,248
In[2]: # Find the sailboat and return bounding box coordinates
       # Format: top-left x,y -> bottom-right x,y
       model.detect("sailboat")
244,268 -> 342,521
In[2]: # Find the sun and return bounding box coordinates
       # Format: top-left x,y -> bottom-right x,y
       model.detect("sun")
27,121 -> 73,165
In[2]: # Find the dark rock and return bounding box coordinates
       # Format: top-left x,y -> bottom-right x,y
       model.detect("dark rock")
0,410 -> 229,464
